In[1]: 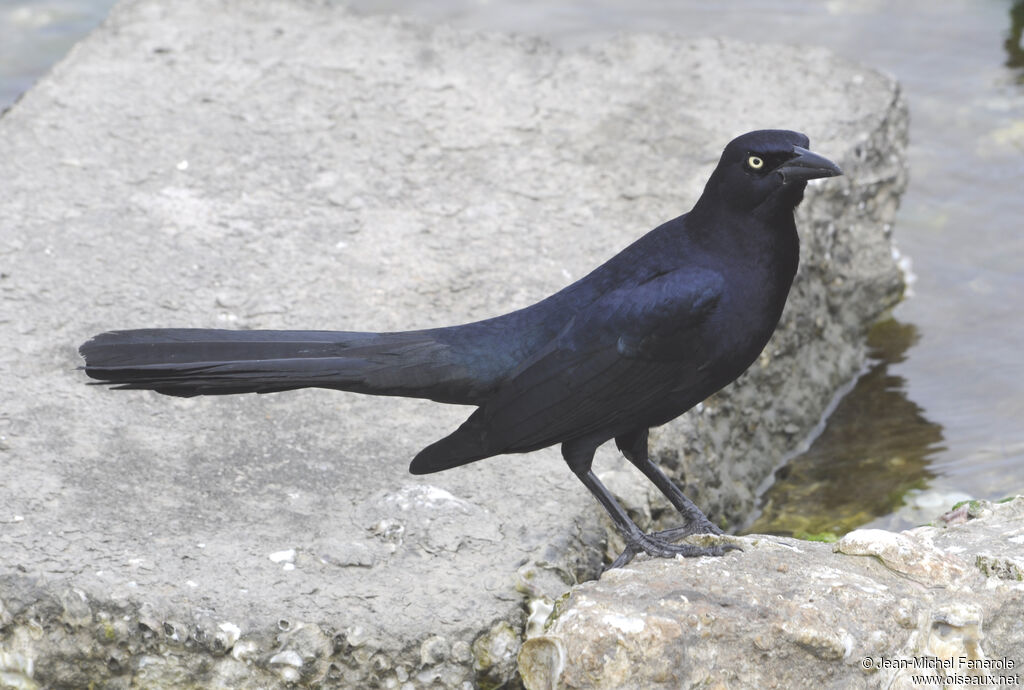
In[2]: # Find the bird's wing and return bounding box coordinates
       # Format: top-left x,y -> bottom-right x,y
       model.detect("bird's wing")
472,266 -> 725,452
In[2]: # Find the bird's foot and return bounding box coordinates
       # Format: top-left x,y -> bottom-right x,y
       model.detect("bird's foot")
607,529 -> 739,570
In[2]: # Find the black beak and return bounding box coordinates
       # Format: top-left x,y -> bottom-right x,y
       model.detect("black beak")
777,146 -> 843,183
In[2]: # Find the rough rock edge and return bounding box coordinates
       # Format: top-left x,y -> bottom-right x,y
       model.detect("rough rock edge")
0,580 -> 521,688
520,497 -> 1024,690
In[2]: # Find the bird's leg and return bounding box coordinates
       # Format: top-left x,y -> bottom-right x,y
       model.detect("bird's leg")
615,428 -> 723,537
562,438 -> 733,569
574,469 -> 734,569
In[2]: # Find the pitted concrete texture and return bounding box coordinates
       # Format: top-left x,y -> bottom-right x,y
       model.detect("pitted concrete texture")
0,0 -> 906,687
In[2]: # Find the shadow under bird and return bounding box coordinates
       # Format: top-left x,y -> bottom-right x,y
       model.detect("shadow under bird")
80,129 -> 842,568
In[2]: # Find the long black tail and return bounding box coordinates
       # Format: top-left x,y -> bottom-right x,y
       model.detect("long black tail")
79,328 -> 482,404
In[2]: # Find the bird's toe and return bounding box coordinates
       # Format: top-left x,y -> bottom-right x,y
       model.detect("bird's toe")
606,531 -> 738,570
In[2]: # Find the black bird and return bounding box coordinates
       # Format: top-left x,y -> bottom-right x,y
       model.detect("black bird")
80,129 -> 841,567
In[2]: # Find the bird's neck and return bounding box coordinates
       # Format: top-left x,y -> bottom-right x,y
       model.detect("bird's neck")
689,195 -> 800,268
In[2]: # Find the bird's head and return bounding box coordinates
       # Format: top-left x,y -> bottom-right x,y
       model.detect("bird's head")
699,129 -> 842,216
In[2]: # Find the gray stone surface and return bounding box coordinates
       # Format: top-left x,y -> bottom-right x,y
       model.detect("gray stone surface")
520,497 -> 1024,690
0,0 -> 905,687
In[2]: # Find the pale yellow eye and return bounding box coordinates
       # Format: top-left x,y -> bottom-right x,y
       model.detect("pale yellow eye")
747,155 -> 764,170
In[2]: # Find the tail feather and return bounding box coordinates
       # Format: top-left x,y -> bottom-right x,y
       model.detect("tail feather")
79,328 -> 481,403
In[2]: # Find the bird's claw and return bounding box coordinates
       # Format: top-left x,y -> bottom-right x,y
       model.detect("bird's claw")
607,529 -> 740,570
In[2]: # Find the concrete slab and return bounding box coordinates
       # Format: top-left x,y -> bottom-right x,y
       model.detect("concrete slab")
0,0 -> 905,686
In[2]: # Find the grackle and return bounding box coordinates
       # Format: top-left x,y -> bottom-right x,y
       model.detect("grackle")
80,129 -> 842,568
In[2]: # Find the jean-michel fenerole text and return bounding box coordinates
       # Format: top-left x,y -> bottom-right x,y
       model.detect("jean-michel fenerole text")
875,656 -> 1016,671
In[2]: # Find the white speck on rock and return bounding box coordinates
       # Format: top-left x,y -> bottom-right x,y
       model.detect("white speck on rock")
231,639 -> 259,662
217,622 -> 241,649
269,548 -> 296,563
602,613 -> 645,634
270,649 -> 304,667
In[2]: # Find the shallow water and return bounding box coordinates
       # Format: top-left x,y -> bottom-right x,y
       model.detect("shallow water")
5,0 -> 1022,534
0,0 -> 116,107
